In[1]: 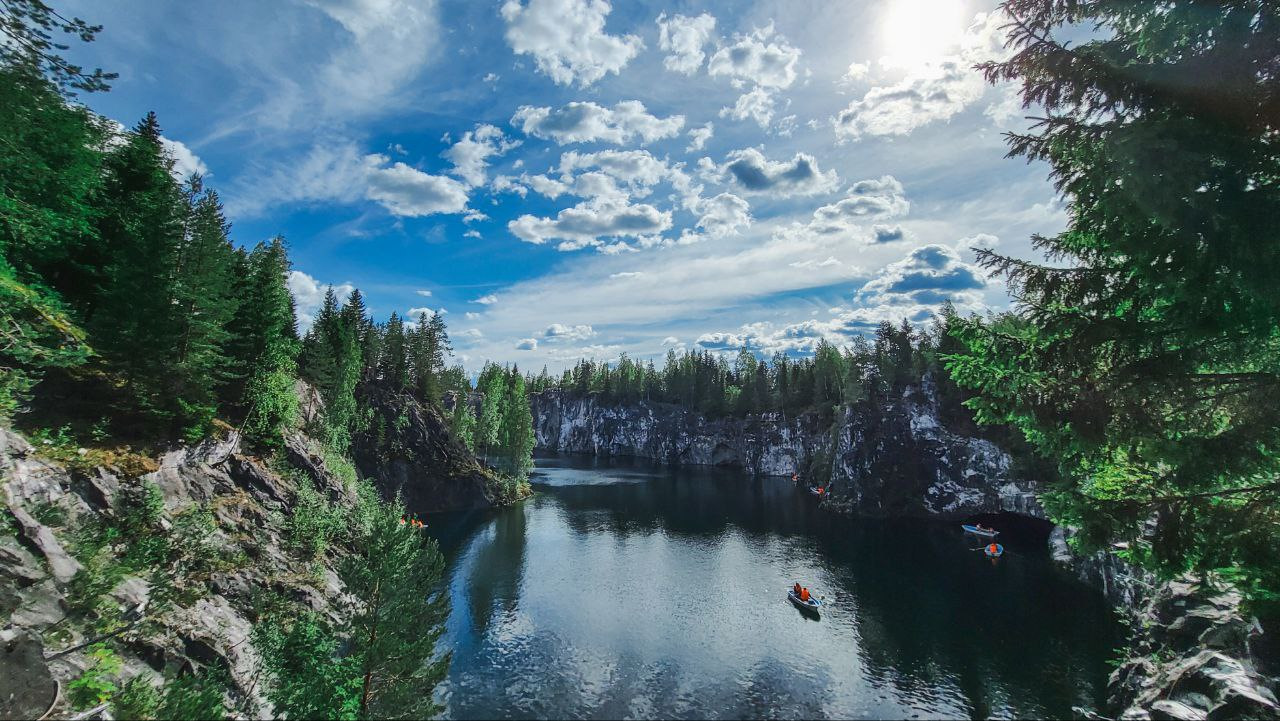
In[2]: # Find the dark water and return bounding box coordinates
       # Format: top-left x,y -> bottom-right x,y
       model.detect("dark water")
430,454 -> 1120,720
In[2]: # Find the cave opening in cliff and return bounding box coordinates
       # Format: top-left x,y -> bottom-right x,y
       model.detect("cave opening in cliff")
965,512 -> 1055,546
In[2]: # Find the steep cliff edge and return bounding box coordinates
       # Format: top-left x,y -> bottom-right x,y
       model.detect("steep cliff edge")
531,378 -> 1041,519
350,382 -> 514,513
1,424 -> 351,718
1,381 -> 512,718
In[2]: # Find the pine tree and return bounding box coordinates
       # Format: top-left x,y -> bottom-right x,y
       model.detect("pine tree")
170,178 -> 239,435
239,237 -> 299,448
947,0 -> 1280,609
496,368 -> 534,479
257,489 -> 450,719
91,112 -> 186,420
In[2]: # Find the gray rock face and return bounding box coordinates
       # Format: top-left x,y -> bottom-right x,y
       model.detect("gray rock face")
531,378 -> 1042,519
1105,579 -> 1279,721
0,629 -> 56,720
531,390 -> 830,476
351,383 -> 505,513
1050,526 -> 1153,610
1,424 -> 344,718
824,381 -> 1043,518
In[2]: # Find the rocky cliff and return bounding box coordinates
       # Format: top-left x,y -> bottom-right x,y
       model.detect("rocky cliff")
1,381 -> 509,719
531,377 -> 1042,519
351,382 -> 511,512
1,424 -> 349,719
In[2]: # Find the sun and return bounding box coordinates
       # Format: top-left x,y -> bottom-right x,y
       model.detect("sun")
880,0 -> 968,72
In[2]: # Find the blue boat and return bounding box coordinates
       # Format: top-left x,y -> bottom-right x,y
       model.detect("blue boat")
962,524 -> 1000,538
788,589 -> 822,614
985,543 -> 1005,558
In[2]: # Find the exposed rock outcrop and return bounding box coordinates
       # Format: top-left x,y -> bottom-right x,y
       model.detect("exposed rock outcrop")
531,389 -> 831,475
1,381 -> 503,718
351,382 -> 508,513
822,378 -> 1042,518
2,424 -> 345,718
530,378 -> 1042,519
1106,579 -> 1279,720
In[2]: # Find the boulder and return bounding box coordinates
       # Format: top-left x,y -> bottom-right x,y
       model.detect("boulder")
0,629 -> 57,721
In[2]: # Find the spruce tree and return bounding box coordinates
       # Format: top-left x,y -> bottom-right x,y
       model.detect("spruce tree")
377,313 -> 408,391
947,0 -> 1280,608
91,112 -> 185,420
171,179 -> 238,435
239,237 -> 299,448
299,287 -> 340,396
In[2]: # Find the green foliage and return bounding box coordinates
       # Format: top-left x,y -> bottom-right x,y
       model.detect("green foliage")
67,644 -> 122,710
0,0 -> 116,93
258,485 -> 450,719
155,669 -> 227,720
238,237 -> 300,449
448,394 -> 476,452
111,676 -> 160,720
255,611 -> 363,720
107,669 -> 227,721
946,0 -> 1280,612
475,363 -> 506,460
68,480 -> 223,623
0,257 -> 90,421
553,319 -> 933,421
324,445 -> 359,489
284,477 -> 343,562
496,369 -> 534,480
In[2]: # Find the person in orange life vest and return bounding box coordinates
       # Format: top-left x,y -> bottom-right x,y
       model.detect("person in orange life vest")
988,543 -> 998,554
793,582 -> 802,596
800,587 -> 811,602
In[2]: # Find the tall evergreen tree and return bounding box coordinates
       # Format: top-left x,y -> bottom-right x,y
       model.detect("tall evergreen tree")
91,112 -> 185,419
257,489 -> 450,719
170,178 -> 239,434
475,363 -> 506,462
496,368 -> 534,479
947,0 -> 1280,608
377,313 -> 408,391
239,237 -> 299,448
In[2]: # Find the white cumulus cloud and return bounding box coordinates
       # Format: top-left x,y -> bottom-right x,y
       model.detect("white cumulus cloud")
656,12 -> 716,74
707,22 -> 801,89
718,148 -> 839,197
511,100 -> 684,145
501,0 -> 642,87
443,124 -> 520,187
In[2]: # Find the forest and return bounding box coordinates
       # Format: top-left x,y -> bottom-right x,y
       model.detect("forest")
0,3 -> 524,716
529,313 -> 970,423
1,0 -> 1277,718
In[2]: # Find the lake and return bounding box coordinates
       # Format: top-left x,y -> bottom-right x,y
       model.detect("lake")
430,453 -> 1120,720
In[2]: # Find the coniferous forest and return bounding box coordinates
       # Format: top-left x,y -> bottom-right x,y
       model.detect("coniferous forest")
0,4 -> 536,717
1,0 -> 1278,719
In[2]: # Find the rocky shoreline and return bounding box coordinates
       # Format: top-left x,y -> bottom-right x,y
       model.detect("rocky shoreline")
530,384 -> 1279,720
531,379 -> 1042,520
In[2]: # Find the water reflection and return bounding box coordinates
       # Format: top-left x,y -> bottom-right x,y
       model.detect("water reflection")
432,453 -> 1119,720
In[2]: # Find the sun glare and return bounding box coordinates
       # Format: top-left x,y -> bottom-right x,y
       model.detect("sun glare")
880,0 -> 967,71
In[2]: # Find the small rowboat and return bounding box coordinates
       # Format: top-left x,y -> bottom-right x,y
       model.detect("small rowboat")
985,543 -> 1005,558
962,524 -> 999,538
788,590 -> 822,614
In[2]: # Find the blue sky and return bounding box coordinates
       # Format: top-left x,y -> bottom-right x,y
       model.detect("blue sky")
61,0 -> 1065,373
